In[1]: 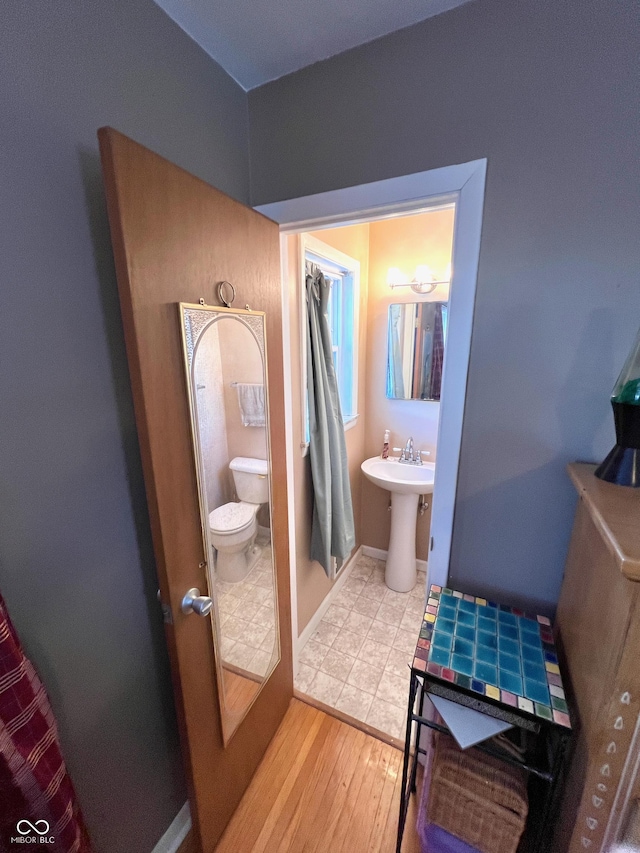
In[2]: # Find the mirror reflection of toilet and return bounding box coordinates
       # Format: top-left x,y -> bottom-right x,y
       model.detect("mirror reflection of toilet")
209,457 -> 269,583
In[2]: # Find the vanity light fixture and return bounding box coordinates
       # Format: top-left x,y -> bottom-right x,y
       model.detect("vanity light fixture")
387,264 -> 451,294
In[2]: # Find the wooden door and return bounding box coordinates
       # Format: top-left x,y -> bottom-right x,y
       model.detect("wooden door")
98,128 -> 293,851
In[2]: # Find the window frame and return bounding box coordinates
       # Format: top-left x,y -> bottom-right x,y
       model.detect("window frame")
300,234 -> 360,455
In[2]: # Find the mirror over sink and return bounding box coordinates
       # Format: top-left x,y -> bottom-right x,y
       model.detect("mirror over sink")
179,303 -> 280,744
387,302 -> 448,401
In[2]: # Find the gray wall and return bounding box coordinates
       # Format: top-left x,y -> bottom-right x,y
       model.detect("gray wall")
248,0 -> 640,611
1,0 -> 637,846
0,2 -> 249,850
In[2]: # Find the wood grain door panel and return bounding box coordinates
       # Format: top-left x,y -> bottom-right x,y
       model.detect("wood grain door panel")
98,127 -> 293,852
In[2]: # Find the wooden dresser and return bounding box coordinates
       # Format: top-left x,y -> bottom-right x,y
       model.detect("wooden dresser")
555,463 -> 640,852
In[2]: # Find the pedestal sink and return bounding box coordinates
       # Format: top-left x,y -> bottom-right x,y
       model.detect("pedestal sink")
361,456 -> 435,592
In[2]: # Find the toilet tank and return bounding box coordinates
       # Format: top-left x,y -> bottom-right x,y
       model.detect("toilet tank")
229,457 -> 269,504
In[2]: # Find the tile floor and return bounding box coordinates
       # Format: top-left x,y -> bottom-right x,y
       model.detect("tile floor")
295,553 -> 426,740
216,533 -> 278,678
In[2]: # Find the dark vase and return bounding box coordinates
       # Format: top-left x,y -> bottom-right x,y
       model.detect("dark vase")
595,327 -> 640,487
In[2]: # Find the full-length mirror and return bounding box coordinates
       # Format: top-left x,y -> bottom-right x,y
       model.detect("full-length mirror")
179,304 -> 280,744
387,302 -> 448,401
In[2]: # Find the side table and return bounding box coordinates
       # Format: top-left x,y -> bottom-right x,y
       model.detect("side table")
397,584 -> 573,853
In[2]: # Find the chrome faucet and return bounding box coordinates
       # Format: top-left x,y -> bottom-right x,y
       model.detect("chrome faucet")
405,436 -> 414,461
392,436 -> 431,465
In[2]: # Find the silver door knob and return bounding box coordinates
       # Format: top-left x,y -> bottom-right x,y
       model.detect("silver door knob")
181,588 -> 213,617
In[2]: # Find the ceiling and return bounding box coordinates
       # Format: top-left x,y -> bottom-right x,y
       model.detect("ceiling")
153,0 -> 475,91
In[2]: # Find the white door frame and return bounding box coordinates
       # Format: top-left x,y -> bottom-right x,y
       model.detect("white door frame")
257,158 -> 487,645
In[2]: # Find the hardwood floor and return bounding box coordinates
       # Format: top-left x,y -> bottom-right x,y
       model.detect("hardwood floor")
223,667 -> 261,723
214,698 -> 421,853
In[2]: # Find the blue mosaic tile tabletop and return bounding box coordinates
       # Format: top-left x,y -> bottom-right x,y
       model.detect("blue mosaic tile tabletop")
412,584 -> 571,728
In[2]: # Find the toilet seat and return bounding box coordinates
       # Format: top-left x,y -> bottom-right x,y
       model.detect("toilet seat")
209,501 -> 256,535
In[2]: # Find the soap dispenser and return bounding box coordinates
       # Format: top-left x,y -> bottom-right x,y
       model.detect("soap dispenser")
381,430 -> 390,459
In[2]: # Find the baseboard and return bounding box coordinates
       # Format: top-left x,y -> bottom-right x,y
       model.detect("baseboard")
361,545 -> 428,574
152,802 -> 191,853
294,546 -> 362,676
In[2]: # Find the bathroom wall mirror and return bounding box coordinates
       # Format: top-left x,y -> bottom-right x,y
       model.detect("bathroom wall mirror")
387,302 -> 448,401
179,303 -> 280,744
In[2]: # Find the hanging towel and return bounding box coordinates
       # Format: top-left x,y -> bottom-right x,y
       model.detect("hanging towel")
0,592 -> 93,853
235,383 -> 266,427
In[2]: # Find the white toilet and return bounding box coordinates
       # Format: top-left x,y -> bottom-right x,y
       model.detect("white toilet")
209,457 -> 269,583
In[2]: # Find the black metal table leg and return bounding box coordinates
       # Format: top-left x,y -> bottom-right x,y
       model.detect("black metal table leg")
396,670 -> 419,853
410,675 -> 426,794
532,728 -> 570,853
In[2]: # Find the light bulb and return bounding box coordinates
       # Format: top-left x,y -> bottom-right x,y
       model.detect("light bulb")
387,267 -> 407,287
414,265 -> 434,284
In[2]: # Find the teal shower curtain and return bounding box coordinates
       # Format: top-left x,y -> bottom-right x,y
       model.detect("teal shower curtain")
306,262 -> 356,575
387,304 -> 406,398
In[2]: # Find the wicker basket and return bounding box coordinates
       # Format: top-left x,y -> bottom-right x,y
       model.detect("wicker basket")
426,734 -> 529,853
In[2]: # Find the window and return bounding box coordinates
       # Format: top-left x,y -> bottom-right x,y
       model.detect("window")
301,235 -> 360,449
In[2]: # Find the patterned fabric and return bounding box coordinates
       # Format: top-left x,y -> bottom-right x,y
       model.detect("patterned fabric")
0,593 -> 92,853
428,303 -> 445,401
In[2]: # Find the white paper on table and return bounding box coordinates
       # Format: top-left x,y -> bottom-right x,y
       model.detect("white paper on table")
430,694 -> 513,750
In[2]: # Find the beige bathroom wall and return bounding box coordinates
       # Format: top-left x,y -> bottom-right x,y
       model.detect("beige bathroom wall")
363,209 -> 455,562
192,321 -> 229,512
218,317 -> 269,502
288,223 -> 370,635
289,211 -> 453,632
